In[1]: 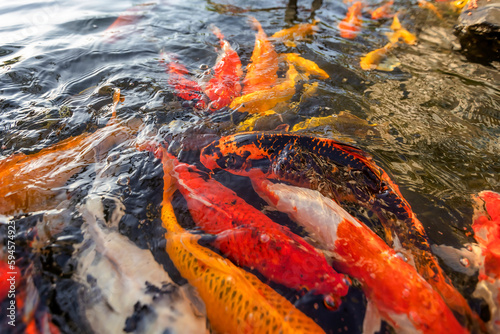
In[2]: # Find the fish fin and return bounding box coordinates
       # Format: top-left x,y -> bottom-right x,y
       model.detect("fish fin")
181,284 -> 207,317
431,243 -> 482,276
390,14 -> 402,31
248,16 -> 262,31
363,300 -> 382,334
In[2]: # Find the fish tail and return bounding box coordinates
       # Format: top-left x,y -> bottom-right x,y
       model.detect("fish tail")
419,253 -> 485,332
248,16 -> 263,32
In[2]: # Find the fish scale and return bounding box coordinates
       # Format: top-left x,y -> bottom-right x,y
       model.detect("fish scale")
158,151 -> 326,334
200,132 -> 482,331
170,161 -> 349,301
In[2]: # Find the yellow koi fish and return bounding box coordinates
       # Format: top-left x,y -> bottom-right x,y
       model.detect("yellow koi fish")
387,15 -> 417,45
418,0 -> 444,19
157,148 -> 325,334
280,53 -> 329,79
360,43 -> 399,71
242,17 -> 278,95
271,21 -> 320,47
0,90 -> 139,216
230,63 -> 299,114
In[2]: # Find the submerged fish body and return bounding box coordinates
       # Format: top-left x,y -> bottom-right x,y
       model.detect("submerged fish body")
252,179 -> 468,334
230,63 -> 299,114
200,132 -> 479,330
204,27 -> 243,112
242,17 -> 278,95
157,149 -> 326,334
271,21 -> 319,47
360,42 -> 398,71
166,156 -> 348,302
162,52 -> 207,109
371,0 -> 394,20
472,190 -> 500,333
281,53 -> 329,80
388,15 -> 417,45
75,195 -> 207,334
418,0 -> 444,19
338,2 -> 363,39
0,90 -> 139,216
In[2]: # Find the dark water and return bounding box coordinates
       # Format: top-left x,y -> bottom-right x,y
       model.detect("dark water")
0,0 -> 499,333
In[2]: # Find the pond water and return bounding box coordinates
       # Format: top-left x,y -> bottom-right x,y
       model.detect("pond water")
0,0 -> 499,333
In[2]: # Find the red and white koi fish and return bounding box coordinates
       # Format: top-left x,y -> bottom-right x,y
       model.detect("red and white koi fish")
204,26 -> 243,112
472,190 -> 500,333
252,178 -> 469,334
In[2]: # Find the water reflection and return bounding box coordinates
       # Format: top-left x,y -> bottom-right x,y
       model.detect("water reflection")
0,0 -> 499,333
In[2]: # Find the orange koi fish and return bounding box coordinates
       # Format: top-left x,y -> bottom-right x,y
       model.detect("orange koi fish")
104,3 -> 155,42
387,15 -> 417,45
157,148 -> 326,334
242,17 -> 278,95
161,52 -> 206,109
230,63 -> 299,114
338,2 -> 363,39
0,89 -> 139,216
160,152 -> 348,304
271,21 -> 319,47
280,53 -> 329,79
418,0 -> 444,19
472,190 -> 500,333
252,179 -> 469,334
360,43 -> 399,71
371,0 -> 394,20
204,26 -> 243,112
200,132 -> 481,330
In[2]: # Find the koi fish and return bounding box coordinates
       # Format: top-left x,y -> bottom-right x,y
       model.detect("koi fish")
242,17 -> 278,95
161,52 -> 207,109
371,0 -> 394,20
280,53 -> 329,79
472,190 -> 500,333
387,15 -> 417,45
418,0 -> 444,19
204,26 -> 243,112
338,2 -> 363,39
360,43 -> 399,71
161,153 -> 348,304
75,195 -> 207,334
230,63 -> 299,114
103,3 -> 155,43
200,132 -> 480,330
271,20 -> 320,47
0,89 -> 140,216
157,148 -> 326,334
252,178 -> 468,334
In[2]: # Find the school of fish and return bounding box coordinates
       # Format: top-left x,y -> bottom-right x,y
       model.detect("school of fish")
0,2 -> 496,334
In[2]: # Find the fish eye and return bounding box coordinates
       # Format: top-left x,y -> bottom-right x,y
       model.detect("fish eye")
323,295 -> 337,310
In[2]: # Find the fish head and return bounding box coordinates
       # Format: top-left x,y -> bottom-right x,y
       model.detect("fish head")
200,133 -> 272,178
